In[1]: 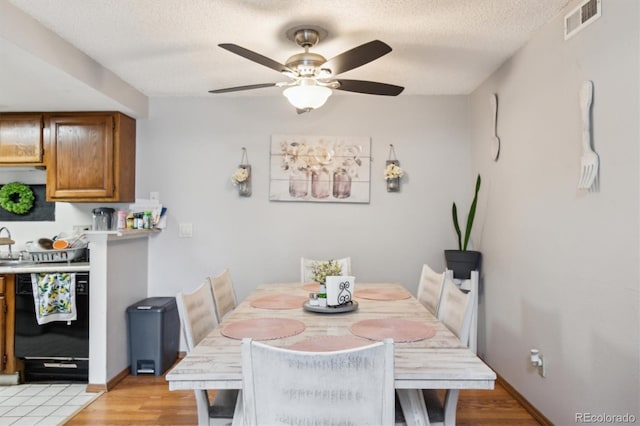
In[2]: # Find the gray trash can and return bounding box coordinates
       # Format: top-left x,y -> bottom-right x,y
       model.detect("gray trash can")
126,297 -> 179,376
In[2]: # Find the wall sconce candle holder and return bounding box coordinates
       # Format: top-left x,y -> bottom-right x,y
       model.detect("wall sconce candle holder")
384,144 -> 403,192
231,147 -> 252,197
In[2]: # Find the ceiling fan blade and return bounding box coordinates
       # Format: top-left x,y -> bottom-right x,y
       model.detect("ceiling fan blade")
323,40 -> 392,76
335,79 -> 404,96
219,43 -> 293,74
208,83 -> 277,94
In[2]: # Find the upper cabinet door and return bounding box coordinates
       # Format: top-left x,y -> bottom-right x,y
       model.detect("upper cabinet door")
46,112 -> 136,202
0,114 -> 44,165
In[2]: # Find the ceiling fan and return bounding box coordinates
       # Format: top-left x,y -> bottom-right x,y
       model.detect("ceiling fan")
209,26 -> 404,113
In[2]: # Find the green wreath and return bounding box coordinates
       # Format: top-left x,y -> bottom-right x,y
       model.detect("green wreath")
0,182 -> 35,215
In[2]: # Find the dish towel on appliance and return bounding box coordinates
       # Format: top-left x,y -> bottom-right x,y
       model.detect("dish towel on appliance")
31,272 -> 76,325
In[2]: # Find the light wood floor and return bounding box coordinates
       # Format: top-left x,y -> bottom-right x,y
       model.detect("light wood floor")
66,374 -> 542,425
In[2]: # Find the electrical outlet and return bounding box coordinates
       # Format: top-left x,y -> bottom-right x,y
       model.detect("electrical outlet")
73,224 -> 91,233
530,349 -> 546,377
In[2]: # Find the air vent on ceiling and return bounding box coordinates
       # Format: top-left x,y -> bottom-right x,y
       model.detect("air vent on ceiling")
564,0 -> 601,40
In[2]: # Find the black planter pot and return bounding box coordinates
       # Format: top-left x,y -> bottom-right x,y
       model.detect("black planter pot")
444,250 -> 481,279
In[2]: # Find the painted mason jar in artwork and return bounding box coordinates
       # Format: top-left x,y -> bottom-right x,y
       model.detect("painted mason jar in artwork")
289,168 -> 309,198
311,169 -> 331,199
332,168 -> 352,199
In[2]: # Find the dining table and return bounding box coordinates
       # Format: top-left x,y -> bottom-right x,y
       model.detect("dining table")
166,282 -> 496,425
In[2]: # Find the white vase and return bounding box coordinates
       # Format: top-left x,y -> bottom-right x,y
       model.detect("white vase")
325,276 -> 355,306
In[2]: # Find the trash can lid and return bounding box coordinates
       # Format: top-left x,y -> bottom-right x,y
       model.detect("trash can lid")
127,297 -> 176,312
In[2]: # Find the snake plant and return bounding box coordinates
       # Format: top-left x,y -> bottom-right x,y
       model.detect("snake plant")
452,174 -> 481,251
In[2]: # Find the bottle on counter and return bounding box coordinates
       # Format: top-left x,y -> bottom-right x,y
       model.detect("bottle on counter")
134,213 -> 144,229
117,210 -> 127,230
126,214 -> 135,229
143,211 -> 152,229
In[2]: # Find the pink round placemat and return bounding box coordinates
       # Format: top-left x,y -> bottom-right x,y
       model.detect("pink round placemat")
302,282 -> 320,292
251,295 -> 308,310
288,336 -> 372,352
349,318 -> 436,343
355,288 -> 411,300
221,318 -> 306,341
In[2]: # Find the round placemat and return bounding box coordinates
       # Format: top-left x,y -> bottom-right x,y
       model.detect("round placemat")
221,318 -> 306,341
349,318 -> 436,343
355,288 -> 411,301
251,295 -> 308,309
288,336 -> 372,352
302,282 -> 320,292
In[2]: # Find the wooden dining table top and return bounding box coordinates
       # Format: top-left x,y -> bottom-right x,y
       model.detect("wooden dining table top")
166,282 -> 496,391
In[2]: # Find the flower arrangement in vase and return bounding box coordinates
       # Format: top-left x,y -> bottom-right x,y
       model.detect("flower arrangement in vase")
279,139 -> 362,199
384,162 -> 403,192
310,259 -> 342,285
310,259 -> 343,307
231,165 -> 251,197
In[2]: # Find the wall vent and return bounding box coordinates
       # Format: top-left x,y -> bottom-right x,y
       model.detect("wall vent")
564,0 -> 601,40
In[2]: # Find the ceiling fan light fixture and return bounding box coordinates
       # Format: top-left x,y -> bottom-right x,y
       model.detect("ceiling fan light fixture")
283,83 -> 332,110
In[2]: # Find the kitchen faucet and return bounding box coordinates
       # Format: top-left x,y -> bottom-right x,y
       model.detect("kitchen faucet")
0,227 -> 14,259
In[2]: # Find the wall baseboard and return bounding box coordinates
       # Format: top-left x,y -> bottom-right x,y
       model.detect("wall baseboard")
86,383 -> 107,393
497,374 -> 554,426
87,367 -> 130,393
87,355 -> 185,393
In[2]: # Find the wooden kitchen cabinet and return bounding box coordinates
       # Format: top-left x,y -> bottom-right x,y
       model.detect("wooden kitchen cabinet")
0,274 -> 17,375
0,113 -> 45,165
46,112 -> 136,202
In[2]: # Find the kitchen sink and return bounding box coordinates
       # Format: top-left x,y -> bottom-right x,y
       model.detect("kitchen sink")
0,259 -> 36,267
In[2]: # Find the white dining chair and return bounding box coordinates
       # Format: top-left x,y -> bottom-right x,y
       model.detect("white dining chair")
416,263 -> 446,316
300,256 -> 352,282
176,282 -> 239,426
397,274 -> 476,426
208,268 -> 238,323
234,337 -> 395,426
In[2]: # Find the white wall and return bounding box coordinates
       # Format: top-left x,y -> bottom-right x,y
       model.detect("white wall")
136,95 -> 472,303
469,0 -> 639,423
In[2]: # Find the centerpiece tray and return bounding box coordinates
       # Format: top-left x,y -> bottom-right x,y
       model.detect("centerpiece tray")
303,301 -> 358,314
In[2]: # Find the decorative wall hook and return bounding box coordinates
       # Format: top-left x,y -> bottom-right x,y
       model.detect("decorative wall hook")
231,147 -> 251,197
384,144 -> 403,192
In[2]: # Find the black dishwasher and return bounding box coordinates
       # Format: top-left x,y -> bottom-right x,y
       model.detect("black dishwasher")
14,272 -> 89,382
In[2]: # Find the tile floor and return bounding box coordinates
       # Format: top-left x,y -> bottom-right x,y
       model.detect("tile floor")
0,383 -> 101,425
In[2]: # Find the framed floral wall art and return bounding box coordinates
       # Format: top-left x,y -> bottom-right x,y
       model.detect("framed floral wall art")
269,134 -> 371,203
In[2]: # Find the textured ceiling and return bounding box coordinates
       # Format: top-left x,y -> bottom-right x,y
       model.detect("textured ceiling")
2,0 -> 571,115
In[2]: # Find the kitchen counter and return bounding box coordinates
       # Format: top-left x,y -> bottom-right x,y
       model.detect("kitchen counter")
0,231 -> 158,275
0,262 -> 90,274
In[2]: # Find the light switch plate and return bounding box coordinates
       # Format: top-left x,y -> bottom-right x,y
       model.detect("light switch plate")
178,223 -> 193,238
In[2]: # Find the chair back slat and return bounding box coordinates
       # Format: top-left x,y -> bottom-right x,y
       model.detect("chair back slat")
416,263 -> 445,316
437,276 -> 475,344
208,268 -> 237,323
176,282 -> 217,351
